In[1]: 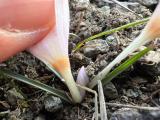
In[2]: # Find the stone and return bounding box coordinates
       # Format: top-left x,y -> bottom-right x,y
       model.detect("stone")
82,39 -> 110,58
106,35 -> 118,50
99,6 -> 111,15
44,95 -> 63,113
34,115 -> 45,120
141,110 -> 160,120
72,0 -> 90,10
93,0 -> 109,7
6,88 -> 24,107
72,52 -> 92,65
110,108 -> 142,120
136,49 -> 160,76
86,63 -> 96,77
103,82 -> 118,99
138,0 -> 159,7
125,89 -> 142,98
110,108 -> 160,120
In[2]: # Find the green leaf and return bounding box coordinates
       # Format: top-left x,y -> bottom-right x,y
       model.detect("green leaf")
0,70 -> 71,103
74,18 -> 149,51
101,47 -> 151,86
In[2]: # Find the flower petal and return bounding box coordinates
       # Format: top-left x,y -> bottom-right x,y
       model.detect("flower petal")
29,0 -> 70,74
76,66 -> 89,97
29,0 -> 82,103
144,3 -> 160,39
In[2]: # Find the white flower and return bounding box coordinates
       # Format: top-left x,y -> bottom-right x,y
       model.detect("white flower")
29,0 -> 82,103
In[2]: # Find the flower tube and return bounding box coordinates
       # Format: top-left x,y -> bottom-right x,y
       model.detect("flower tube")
29,0 -> 82,103
0,0 -> 54,62
89,3 -> 160,88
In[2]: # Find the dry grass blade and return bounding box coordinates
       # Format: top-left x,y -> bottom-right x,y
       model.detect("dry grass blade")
0,110 -> 10,117
98,81 -> 108,120
77,85 -> 98,120
109,0 -> 142,18
106,102 -> 160,111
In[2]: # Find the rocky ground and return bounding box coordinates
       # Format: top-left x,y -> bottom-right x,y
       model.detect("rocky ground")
0,0 -> 160,120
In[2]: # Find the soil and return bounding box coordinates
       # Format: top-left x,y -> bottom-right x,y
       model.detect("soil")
0,0 -> 160,120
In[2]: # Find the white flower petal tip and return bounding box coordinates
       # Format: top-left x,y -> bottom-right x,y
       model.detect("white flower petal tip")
144,3 -> 160,39
29,0 -> 70,71
76,66 -> 89,98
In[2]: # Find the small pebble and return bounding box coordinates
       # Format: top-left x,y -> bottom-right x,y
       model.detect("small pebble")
82,39 -> 109,58
44,95 -> 63,113
103,82 -> 118,99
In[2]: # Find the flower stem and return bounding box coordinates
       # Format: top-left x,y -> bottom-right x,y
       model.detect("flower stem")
62,69 -> 82,103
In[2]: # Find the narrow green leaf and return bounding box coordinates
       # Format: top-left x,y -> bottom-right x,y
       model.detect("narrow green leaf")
101,47 -> 151,86
74,18 -> 149,51
0,70 -> 71,103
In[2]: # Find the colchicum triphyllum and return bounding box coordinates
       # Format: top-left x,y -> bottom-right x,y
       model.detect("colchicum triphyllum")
0,0 -> 82,103
29,0 -> 82,103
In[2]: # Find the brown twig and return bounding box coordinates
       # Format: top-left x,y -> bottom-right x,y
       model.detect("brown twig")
98,81 -> 108,120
